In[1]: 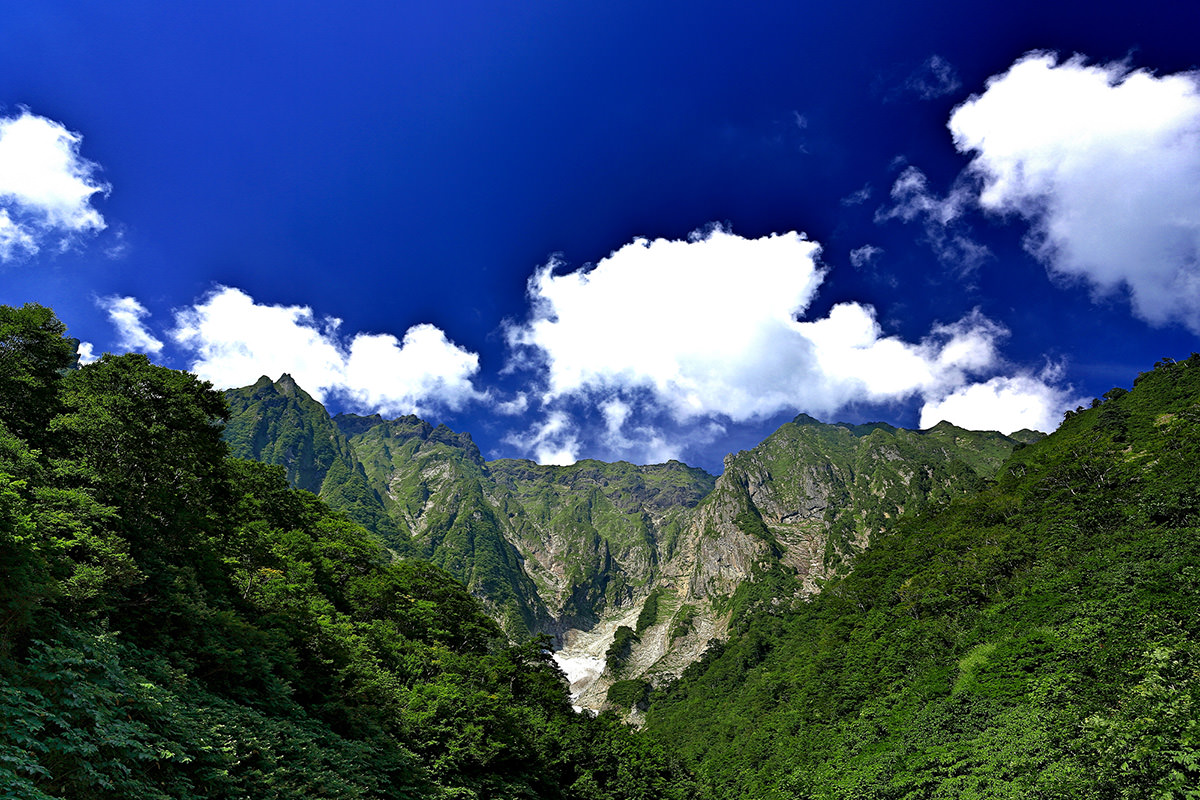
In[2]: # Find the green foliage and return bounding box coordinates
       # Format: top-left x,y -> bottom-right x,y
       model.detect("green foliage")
636,589 -> 662,634
606,626 -> 640,676
668,605 -> 697,642
0,303 -> 78,449
607,679 -> 651,711
645,355 -> 1200,800
0,305 -> 701,800
50,354 -> 231,560
223,378 -> 406,551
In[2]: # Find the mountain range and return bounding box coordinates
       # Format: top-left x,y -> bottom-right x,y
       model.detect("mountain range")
5,303 -> 1197,798
223,375 -> 1038,708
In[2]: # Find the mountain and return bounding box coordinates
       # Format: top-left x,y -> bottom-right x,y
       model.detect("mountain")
224,377 -> 1027,709
0,306 -> 700,799
641,356 -> 1200,798
331,412 -> 551,635
7,305 -> 1196,798
222,375 -> 406,549
577,412 -> 1025,710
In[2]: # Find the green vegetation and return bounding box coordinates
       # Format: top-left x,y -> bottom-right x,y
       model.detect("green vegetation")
222,377 -> 405,549
636,588 -> 663,633
224,397 -> 717,637
607,679 -> 652,711
0,304 -> 701,800
717,414 -> 1023,578
644,355 -> 1200,799
9,301 -> 1199,798
606,625 -> 640,675
669,605 -> 697,642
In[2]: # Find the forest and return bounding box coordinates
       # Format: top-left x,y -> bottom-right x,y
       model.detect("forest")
2,302 -> 1199,798
0,304 -> 698,799
643,356 -> 1200,798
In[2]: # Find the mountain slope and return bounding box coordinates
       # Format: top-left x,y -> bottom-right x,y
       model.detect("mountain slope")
335,412 -> 552,635
0,306 -> 701,800
642,356 -> 1200,798
222,376 -> 406,548
224,378 -> 1026,707
581,413 -> 1024,709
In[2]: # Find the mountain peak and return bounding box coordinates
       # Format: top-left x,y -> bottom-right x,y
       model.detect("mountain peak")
275,373 -> 298,395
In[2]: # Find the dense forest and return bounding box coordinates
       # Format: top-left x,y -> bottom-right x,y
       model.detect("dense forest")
643,356 -> 1200,798
0,304 -> 699,799
4,301 -> 1200,799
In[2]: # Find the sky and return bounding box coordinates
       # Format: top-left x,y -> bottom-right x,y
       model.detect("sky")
2,1 -> 1200,473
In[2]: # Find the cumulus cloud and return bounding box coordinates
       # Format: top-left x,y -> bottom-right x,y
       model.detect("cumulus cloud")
503,410 -> 580,466
76,341 -> 98,365
950,52 -> 1200,330
0,110 -> 108,261
597,397 -> 682,464
97,295 -> 164,355
509,227 -> 826,420
493,392 -> 530,416
342,325 -> 482,414
171,286 -> 484,415
919,372 -> 1080,434
505,227 -> 1054,464
876,166 -> 990,272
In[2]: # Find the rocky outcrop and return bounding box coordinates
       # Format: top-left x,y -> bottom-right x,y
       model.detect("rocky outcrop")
580,415 -> 1021,709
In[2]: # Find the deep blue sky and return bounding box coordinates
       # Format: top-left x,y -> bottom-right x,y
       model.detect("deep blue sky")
2,1 -> 1199,472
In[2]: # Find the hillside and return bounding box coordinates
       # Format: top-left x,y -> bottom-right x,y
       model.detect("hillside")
6,303 -> 1198,799
225,377 -> 1027,708
642,356 -> 1200,798
0,304 -> 700,799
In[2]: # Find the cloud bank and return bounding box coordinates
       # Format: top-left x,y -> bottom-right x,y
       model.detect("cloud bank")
0,110 -> 108,261
950,52 -> 1200,330
506,227 -> 1071,462
919,372 -> 1076,434
171,286 -> 484,415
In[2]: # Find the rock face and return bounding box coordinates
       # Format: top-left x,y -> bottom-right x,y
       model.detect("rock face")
562,414 -> 1024,710
224,378 -> 1028,710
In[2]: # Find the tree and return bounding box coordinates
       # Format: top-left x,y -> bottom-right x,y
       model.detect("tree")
50,354 -> 231,562
0,304 -> 77,449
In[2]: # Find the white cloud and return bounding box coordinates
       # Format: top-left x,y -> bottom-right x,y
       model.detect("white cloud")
849,244 -> 883,268
596,396 -> 682,464
342,325 -> 481,415
950,52 -> 1200,330
503,410 -> 580,466
905,55 -> 962,100
170,286 -> 484,415
0,111 -> 108,260
876,166 -> 990,272
919,373 -> 1079,434
76,341 -> 98,365
493,392 -> 530,416
97,295 -> 165,355
509,227 -> 825,420
841,184 -> 872,206
506,227 -> 1038,441
0,209 -> 38,261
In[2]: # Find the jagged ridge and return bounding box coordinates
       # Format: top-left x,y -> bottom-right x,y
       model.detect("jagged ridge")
223,377 -> 1027,709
